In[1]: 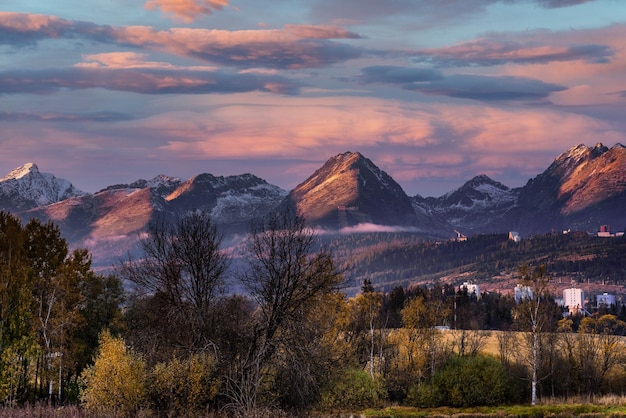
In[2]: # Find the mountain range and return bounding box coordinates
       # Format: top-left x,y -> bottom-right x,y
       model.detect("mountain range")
1,142 -> 625,268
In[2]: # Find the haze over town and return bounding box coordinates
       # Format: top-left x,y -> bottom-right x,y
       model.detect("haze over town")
1,0 -> 626,197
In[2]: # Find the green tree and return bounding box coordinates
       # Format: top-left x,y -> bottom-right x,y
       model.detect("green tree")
319,368 -> 386,410
81,330 -> 147,416
24,219 -> 70,400
0,212 -> 36,404
0,213 -> 122,404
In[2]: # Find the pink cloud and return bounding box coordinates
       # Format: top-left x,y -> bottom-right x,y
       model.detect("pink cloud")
3,92 -> 625,195
144,0 -> 230,22
491,25 -> 626,106
117,25 -> 362,68
135,94 -> 624,190
284,24 -> 362,40
75,52 -> 217,71
0,13 -> 364,69
0,12 -> 66,32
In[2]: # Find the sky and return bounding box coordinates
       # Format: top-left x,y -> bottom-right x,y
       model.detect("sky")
1,0 -> 626,197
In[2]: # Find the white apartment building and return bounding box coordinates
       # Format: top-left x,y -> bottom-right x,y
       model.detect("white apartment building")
563,288 -> 584,311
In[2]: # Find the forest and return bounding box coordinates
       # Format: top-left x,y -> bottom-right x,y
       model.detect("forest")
1,209 -> 626,417
325,229 -> 626,294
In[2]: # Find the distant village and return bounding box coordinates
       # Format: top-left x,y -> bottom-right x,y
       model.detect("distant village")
454,224 -> 626,319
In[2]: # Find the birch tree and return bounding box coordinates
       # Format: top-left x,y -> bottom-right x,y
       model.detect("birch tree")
514,264 -> 551,406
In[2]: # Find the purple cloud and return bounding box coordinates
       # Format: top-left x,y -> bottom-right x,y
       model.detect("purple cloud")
406,74 -> 567,101
535,0 -> 597,8
358,65 -> 443,84
0,68 -> 302,95
310,0 -> 600,22
0,111 -> 133,122
412,40 -> 613,67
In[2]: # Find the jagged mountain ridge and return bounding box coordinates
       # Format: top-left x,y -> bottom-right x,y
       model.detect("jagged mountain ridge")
412,174 -> 518,232
2,142 -> 626,268
410,143 -> 626,236
20,172 -> 287,266
505,142 -> 626,234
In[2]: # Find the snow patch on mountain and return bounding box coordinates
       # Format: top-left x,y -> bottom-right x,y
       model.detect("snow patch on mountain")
210,183 -> 288,224
103,174 -> 183,198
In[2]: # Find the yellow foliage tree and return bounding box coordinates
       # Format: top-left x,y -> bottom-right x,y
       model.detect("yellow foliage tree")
80,330 -> 147,416
401,296 -> 450,381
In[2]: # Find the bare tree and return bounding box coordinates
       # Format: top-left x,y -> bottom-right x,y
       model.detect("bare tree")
453,329 -> 491,357
234,208 -> 344,414
120,211 -> 228,353
497,328 -> 515,367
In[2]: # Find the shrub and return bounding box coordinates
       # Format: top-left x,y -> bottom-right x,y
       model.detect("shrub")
319,368 -> 387,410
149,352 -> 219,414
407,355 -> 520,408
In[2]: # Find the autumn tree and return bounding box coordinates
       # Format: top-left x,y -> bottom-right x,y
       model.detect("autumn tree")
0,212 -> 36,405
347,281 -> 388,378
149,352 -> 220,414
578,314 -> 625,395
235,208 -> 344,414
401,295 -> 451,382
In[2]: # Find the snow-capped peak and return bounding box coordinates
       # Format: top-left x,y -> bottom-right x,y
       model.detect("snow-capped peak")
0,163 -> 86,210
0,162 -> 39,182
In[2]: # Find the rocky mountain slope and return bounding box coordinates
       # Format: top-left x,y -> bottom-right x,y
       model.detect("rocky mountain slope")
412,174 -> 518,233
503,143 -> 626,235
285,152 -> 422,229
22,172 -> 286,266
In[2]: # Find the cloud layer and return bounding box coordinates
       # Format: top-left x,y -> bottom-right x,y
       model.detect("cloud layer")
0,0 -> 624,198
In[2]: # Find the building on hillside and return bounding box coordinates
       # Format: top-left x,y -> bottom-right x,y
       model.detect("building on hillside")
563,287 -> 584,314
597,292 -> 616,308
454,230 -> 467,242
514,284 -> 533,303
597,225 -> 625,238
509,231 -> 522,242
598,225 -> 612,237
460,281 -> 480,298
